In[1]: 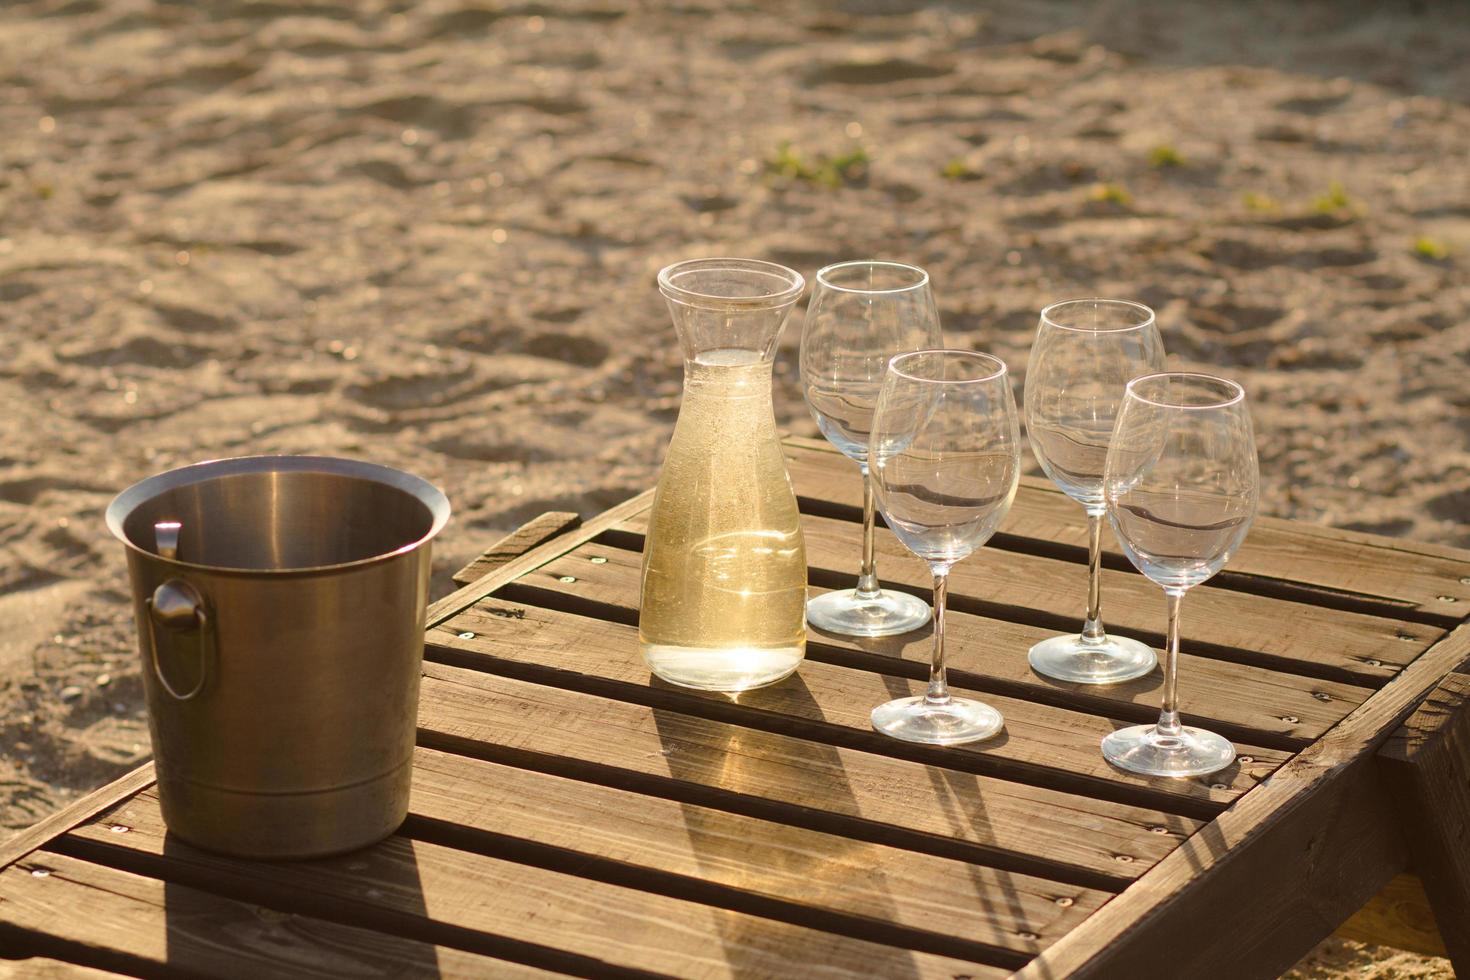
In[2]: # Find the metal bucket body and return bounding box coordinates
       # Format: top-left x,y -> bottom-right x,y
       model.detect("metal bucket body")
107,456 -> 450,859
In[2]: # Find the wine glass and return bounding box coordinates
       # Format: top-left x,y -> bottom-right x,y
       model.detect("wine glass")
1101,372 -> 1258,777
868,350 -> 1021,745
800,261 -> 940,637
1025,299 -> 1165,685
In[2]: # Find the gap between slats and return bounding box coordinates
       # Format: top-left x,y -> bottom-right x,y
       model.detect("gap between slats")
410,724 -> 1135,894
395,814 -> 1035,971
35,747 -> 1068,977
497,535 -> 1368,749
395,749 -> 1101,962
423,619 -> 1258,823
36,838 -> 658,980
5,848 -> 576,980
490,575 -> 1314,756
0,922 -> 167,980
52,811 -> 1034,975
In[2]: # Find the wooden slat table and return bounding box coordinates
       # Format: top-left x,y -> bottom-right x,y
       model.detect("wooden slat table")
4,436 -> 1469,978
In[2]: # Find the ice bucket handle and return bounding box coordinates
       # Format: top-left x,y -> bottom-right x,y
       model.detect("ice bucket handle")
145,579 -> 212,701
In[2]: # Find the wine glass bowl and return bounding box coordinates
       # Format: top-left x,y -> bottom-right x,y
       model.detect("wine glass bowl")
868,350 -> 1021,746
870,352 -> 1020,565
1105,375 -> 1257,592
1024,299 -> 1165,686
800,261 -> 940,638
1100,372 -> 1258,778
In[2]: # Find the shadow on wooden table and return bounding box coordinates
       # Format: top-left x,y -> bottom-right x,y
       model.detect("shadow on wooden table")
863,658 -> 1032,942
159,828 -> 444,976
648,669 -> 1011,978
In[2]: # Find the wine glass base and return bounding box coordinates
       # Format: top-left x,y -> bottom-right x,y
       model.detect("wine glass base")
870,696 -> 1004,746
807,588 -> 931,638
1028,633 -> 1157,685
1101,723 -> 1236,778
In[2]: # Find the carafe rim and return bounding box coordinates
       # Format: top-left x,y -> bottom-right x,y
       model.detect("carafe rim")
658,257 -> 805,312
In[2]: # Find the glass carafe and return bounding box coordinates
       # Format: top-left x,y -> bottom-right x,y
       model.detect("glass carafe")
639,258 -> 808,691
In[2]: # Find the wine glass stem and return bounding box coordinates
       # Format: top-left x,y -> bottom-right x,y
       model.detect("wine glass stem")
926,569 -> 951,704
856,464 -> 880,598
1157,589 -> 1185,736
1081,509 -> 1107,644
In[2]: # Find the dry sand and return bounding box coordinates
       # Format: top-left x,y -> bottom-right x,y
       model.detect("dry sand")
1,0 -> 1466,975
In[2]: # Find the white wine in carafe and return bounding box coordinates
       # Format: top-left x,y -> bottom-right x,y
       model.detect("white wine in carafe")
639,349 -> 807,690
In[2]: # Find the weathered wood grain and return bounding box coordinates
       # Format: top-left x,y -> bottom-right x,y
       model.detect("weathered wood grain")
425,487 -> 654,628
610,509 -> 1437,686
1377,667 -> 1470,970
0,763 -> 155,872
416,661 -> 1200,889
1335,873 -> 1447,958
0,958 -> 129,978
783,437 -> 1470,618
56,805 -> 1003,980
67,747 -> 1100,966
1013,622 -> 1470,980
451,511 -> 582,587
510,539 -> 1365,749
434,598 -> 1284,816
0,850 -> 546,979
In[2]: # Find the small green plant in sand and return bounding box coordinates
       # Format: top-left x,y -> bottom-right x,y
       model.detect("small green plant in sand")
1087,182 -> 1132,206
1413,236 -> 1450,261
1242,191 -> 1279,212
941,157 -> 981,181
33,182 -> 54,200
1312,181 -> 1357,214
1148,144 -> 1185,168
766,141 -> 869,188
827,146 -> 870,183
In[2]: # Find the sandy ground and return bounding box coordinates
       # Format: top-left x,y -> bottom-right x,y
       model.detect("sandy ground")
1,0 -> 1467,974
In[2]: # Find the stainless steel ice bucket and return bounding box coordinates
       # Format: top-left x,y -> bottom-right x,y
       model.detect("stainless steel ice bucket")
106,456 -> 450,859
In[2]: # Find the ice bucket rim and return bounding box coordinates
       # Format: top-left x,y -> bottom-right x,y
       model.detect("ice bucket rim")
105,454 -> 451,578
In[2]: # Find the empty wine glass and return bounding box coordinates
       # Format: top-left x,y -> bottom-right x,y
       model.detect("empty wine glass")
800,261 -> 940,637
1101,372 -> 1258,777
868,350 -> 1021,745
1025,299 -> 1165,685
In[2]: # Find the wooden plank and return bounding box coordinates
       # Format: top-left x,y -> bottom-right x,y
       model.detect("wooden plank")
1335,873 -> 1447,958
1377,667 -> 1470,970
404,750 -> 1098,961
434,597 -> 1286,816
0,959 -> 131,979
425,487 -> 654,629
55,808 -> 1003,979
0,850 -> 547,979
66,748 -> 1103,965
415,660 -> 1200,889
0,763 -> 155,872
783,436 -> 1470,618
612,509 -> 1436,687
510,539 -> 1364,749
451,511 -> 582,587
1013,621 -> 1470,980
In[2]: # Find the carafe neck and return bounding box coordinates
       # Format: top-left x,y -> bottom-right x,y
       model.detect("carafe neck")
658,258 -> 804,364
